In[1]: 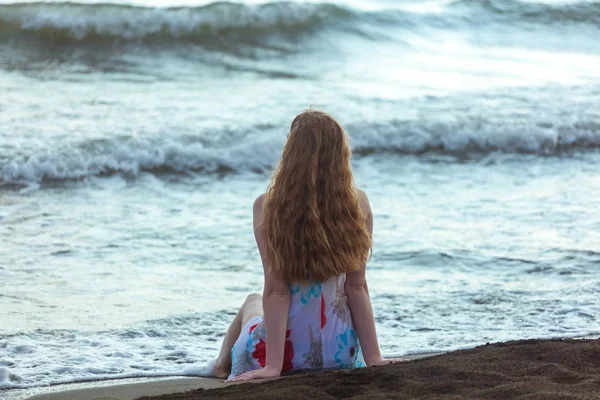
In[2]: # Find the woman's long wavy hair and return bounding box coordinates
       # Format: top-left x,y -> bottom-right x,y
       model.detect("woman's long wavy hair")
262,110 -> 372,282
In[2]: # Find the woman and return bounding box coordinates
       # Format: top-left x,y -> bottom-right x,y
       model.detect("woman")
212,110 -> 404,381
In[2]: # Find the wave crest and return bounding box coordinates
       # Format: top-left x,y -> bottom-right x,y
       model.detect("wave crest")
0,1 -> 354,44
449,0 -> 600,25
1,0 -> 599,49
0,137 -> 281,185
2,120 -> 599,186
350,119 -> 600,155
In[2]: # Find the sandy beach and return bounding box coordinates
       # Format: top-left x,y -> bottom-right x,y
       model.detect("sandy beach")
10,338 -> 598,400
139,338 -> 600,400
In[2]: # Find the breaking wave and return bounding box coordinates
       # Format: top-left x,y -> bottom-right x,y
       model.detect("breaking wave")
0,1 -> 355,45
2,119 -> 599,185
0,0 -> 598,48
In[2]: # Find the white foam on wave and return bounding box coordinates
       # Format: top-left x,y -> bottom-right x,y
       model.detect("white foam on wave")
0,366 -> 12,389
0,328 -> 220,390
2,0 -> 598,43
2,328 -> 600,390
350,120 -> 600,155
0,2 -> 345,40
1,120 -> 599,185
0,136 -> 282,185
381,330 -> 600,361
182,359 -> 215,377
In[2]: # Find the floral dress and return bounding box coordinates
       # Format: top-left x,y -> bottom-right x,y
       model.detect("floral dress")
228,274 -> 365,379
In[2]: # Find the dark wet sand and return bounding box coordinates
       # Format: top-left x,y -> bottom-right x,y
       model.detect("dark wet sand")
139,339 -> 600,400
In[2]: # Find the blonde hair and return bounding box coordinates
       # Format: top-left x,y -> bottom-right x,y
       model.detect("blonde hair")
263,110 -> 372,282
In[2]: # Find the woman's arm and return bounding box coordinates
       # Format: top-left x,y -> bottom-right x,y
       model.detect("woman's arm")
231,194 -> 290,381
345,191 -> 403,366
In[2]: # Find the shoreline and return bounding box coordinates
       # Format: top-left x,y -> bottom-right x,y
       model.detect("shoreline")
5,337 -> 599,400
3,353 -> 439,400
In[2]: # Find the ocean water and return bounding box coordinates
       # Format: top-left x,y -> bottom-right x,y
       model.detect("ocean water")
1,0 -> 600,395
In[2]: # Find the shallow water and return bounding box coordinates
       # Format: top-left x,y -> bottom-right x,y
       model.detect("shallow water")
1,0 -> 600,392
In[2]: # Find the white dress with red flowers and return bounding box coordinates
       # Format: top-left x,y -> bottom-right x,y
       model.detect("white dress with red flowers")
228,274 -> 365,379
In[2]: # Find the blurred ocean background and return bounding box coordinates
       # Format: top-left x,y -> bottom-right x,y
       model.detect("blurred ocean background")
1,0 -> 600,395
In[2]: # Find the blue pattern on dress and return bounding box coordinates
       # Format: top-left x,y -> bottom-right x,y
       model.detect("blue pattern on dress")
301,282 -> 322,304
289,282 -> 323,304
353,346 -> 366,368
334,328 -> 359,368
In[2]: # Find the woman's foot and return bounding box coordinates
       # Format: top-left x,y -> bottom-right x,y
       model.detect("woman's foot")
213,358 -> 230,379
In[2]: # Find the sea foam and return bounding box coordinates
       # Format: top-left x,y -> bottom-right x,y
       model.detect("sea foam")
0,2 -> 354,42
1,119 -> 599,185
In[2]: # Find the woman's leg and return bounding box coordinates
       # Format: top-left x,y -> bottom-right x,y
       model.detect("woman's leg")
213,293 -> 263,378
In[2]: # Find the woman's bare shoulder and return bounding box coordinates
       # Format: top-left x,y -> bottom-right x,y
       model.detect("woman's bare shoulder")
253,193 -> 266,212
253,194 -> 266,228
357,188 -> 368,199
356,188 -> 372,213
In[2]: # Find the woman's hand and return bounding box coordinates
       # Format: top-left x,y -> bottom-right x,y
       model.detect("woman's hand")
228,365 -> 281,382
369,357 -> 410,366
